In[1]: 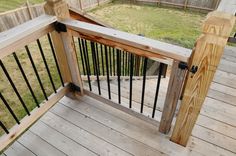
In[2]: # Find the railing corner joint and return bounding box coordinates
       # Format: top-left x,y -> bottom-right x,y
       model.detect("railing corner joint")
69,83 -> 81,92
54,22 -> 67,33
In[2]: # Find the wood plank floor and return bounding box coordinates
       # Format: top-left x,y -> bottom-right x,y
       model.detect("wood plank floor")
2,46 -> 236,156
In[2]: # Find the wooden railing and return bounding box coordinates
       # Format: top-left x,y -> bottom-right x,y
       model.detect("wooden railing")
0,0 -> 235,152
61,17 -> 191,125
0,15 -> 74,151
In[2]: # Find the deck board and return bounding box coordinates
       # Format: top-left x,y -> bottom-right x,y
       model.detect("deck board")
17,131 -> 66,156
30,121 -> 97,156
4,141 -> 36,156
40,112 -> 133,156
50,103 -> 165,156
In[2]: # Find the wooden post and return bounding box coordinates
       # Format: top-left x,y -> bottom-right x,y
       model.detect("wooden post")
44,0 -> 84,94
214,0 -> 220,10
158,0 -> 161,7
26,0 -> 34,19
79,0 -> 83,10
170,11 -> 235,146
184,0 -> 188,10
159,60 -> 187,134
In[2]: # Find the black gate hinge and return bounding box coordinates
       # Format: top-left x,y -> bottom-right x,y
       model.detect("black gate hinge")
54,22 -> 67,33
178,62 -> 188,70
178,62 -> 198,74
69,83 -> 81,92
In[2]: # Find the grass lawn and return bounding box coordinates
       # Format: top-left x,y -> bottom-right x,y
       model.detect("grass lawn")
0,0 -> 43,13
88,1 -> 206,49
0,36 -> 62,135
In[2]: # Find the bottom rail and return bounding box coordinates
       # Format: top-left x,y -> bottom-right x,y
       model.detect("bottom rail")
83,89 -> 160,127
0,84 -> 70,152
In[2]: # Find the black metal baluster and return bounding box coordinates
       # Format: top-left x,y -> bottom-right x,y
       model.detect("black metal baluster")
127,53 -> 130,76
89,42 -> 96,75
95,43 -> 100,75
90,41 -> 97,76
113,48 -> 116,76
109,47 -> 112,76
0,121 -> 9,134
91,42 -> 101,95
37,39 -> 57,93
78,38 -> 86,75
13,52 -> 39,108
0,92 -> 20,124
0,60 -> 30,116
122,51 -> 125,76
100,44 -> 105,76
129,54 -> 134,108
152,63 -> 164,118
117,50 -> 121,104
105,46 -> 111,99
25,46 -> 48,101
140,57 -> 144,76
82,39 -> 92,91
125,52 -> 128,76
47,34 -> 64,87
140,57 -> 148,113
84,40 -> 92,76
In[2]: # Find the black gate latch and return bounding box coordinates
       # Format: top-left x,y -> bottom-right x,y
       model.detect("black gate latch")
178,62 -> 198,74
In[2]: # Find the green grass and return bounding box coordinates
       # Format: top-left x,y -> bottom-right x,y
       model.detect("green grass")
0,36 -> 62,136
89,1 -> 206,49
0,0 -> 43,13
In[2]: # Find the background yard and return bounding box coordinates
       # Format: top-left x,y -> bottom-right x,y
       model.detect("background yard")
0,0 -> 43,13
89,1 -> 206,49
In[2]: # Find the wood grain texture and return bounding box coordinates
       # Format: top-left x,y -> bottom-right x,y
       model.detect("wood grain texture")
69,8 -> 112,28
203,11 -> 235,37
4,141 -> 36,156
61,19 -> 192,62
30,121 -> 97,156
44,0 -> 84,93
40,112 -> 132,156
159,61 -> 187,134
0,15 -> 56,59
18,130 -> 66,156
170,11 -> 235,146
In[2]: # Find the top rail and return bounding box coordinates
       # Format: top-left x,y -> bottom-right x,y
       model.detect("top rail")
0,15 -> 56,59
60,19 -> 192,63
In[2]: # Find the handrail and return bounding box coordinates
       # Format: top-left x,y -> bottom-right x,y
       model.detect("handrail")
0,15 -> 56,59
0,15 -> 71,152
60,19 -> 192,63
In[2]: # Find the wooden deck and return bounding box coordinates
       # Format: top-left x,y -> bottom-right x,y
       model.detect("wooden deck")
1,46 -> 236,156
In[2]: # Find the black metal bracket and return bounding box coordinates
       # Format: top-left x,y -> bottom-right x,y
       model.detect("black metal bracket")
69,83 -> 81,92
54,22 -> 67,33
178,62 -> 188,70
190,66 -> 198,74
178,62 -> 198,74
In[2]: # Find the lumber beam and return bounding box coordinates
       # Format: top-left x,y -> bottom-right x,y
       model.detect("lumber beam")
44,0 -> 84,94
170,11 -> 235,146
159,60 -> 187,134
61,19 -> 192,62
